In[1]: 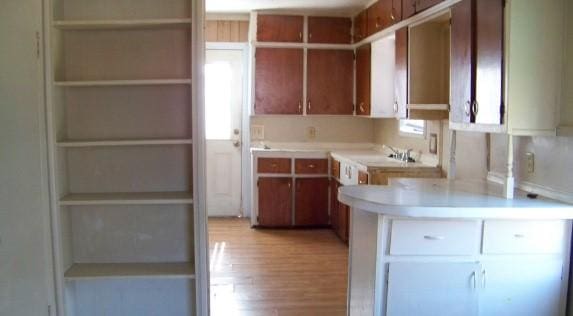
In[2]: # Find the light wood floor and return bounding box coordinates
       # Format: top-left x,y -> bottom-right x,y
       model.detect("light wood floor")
209,217 -> 349,316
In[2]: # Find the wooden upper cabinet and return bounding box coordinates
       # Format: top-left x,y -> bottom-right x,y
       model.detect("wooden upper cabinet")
308,17 -> 352,44
367,1 -> 386,36
358,171 -> 369,185
258,177 -> 292,227
255,48 -> 303,114
307,49 -> 354,115
353,9 -> 368,42
394,28 -> 408,119
391,0 -> 403,23
356,44 -> 371,116
474,0 -> 503,125
403,0 -> 444,19
450,0 -> 503,125
294,178 -> 330,226
450,0 -> 473,124
257,15 -> 304,42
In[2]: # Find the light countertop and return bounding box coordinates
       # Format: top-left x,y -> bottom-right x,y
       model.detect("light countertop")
338,178 -> 573,219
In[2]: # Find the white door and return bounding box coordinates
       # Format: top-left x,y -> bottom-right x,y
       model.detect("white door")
386,262 -> 480,316
479,259 -> 564,316
0,0 -> 55,314
205,49 -> 244,217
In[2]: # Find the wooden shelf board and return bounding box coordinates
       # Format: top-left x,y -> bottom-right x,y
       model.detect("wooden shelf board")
64,263 -> 195,280
57,139 -> 192,148
59,192 -> 193,206
54,79 -> 192,87
53,18 -> 192,30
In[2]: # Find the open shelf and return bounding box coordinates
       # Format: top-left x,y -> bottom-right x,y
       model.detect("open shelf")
59,192 -> 193,206
53,18 -> 192,30
57,139 -> 192,148
64,262 -> 195,280
54,79 -> 192,87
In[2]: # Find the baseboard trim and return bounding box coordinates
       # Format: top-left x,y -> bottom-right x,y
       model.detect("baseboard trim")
487,171 -> 573,204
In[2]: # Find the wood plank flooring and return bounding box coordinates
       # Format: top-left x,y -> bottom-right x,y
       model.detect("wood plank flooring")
209,217 -> 348,316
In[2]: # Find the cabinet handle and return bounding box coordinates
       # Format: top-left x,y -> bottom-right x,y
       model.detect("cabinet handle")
390,8 -> 396,21
375,17 -> 381,29
359,102 -> 365,113
393,101 -> 399,113
423,235 -> 445,240
299,100 -> 302,113
309,33 -> 312,39
514,233 -> 526,238
471,271 -> 477,289
271,163 -> 278,168
287,181 -> 291,188
307,100 -> 311,112
471,100 -> 479,116
464,100 -> 471,116
482,270 -> 487,288
299,32 -> 302,40
308,164 -> 316,168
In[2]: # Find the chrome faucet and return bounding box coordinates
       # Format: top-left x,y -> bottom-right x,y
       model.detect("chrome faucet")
383,145 -> 415,162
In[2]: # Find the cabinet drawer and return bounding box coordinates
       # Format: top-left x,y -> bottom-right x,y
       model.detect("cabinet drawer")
295,159 -> 328,174
257,158 -> 291,173
390,220 -> 479,255
482,220 -> 566,254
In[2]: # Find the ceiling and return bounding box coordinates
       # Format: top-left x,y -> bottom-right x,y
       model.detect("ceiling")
206,0 -> 372,16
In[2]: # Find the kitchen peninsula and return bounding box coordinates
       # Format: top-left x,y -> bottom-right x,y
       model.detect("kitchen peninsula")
339,178 -> 573,316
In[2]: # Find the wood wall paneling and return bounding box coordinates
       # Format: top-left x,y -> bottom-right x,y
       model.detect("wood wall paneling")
205,20 -> 249,42
307,49 -> 354,115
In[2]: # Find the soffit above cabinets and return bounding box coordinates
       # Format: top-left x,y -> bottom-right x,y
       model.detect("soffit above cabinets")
206,0 -> 372,15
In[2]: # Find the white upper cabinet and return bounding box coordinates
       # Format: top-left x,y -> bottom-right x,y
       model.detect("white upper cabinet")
370,35 -> 396,118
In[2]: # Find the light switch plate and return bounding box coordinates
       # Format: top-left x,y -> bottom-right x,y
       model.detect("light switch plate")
251,125 -> 264,140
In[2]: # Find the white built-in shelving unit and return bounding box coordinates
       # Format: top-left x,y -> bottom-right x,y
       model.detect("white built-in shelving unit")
44,0 -> 203,314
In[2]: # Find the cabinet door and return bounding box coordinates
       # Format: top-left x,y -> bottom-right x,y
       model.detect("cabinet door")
387,262 -> 480,316
416,0 -> 444,12
307,49 -> 354,115
353,10 -> 368,42
450,0 -> 473,123
294,178 -> 330,226
394,27 -> 408,119
371,36 -> 396,118
474,0 -> 503,124
367,1 -> 385,36
402,0 -> 417,18
337,202 -> 350,242
308,16 -> 352,44
255,48 -> 303,114
391,0 -> 402,23
479,259 -> 564,316
356,44 -> 371,116
257,15 -> 303,42
258,177 -> 292,227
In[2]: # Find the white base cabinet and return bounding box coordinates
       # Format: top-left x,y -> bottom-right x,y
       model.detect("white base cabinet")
347,210 -> 571,316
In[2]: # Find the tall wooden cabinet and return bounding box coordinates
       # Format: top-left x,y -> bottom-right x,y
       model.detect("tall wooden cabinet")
45,0 -> 200,314
356,44 -> 372,116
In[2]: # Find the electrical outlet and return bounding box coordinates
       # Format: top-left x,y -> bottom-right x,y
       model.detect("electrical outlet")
307,126 -> 316,140
525,152 -> 535,174
251,125 -> 264,140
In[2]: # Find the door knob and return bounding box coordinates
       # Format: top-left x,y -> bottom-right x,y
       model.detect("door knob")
233,140 -> 241,147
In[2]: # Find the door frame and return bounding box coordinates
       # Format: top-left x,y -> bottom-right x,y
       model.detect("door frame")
205,42 -> 251,218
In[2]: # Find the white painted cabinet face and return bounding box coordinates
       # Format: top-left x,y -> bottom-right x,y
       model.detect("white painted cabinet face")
370,35 -> 397,118
386,262 -> 480,316
479,259 -> 564,316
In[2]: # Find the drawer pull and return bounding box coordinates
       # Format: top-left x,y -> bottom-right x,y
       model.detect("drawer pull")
271,163 -> 278,168
308,164 -> 315,168
423,235 -> 445,241
514,234 -> 526,238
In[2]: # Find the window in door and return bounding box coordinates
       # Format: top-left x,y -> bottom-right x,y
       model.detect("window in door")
205,61 -> 233,140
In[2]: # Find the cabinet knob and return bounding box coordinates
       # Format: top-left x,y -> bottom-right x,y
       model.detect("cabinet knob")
298,101 -> 302,113
471,100 -> 479,116
307,100 -> 311,112
299,32 -> 302,40
393,101 -> 399,113
271,163 -> 278,168
390,8 -> 396,21
308,164 -> 316,168
423,235 -> 445,240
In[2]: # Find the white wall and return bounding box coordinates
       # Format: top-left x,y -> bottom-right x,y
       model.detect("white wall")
251,116 -> 375,143
0,0 -> 55,314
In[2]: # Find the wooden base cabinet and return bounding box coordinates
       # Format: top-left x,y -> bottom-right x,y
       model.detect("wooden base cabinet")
258,177 -> 293,227
294,178 -> 330,226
